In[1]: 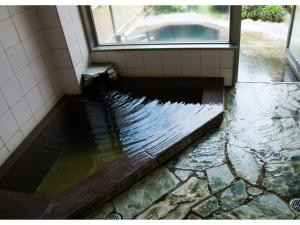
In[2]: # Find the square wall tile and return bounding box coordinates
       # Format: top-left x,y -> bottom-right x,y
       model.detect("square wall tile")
36,31 -> 49,54
0,110 -> 19,143
162,50 -> 181,69
16,65 -> 36,94
145,68 -> 163,77
143,51 -> 163,69
221,50 -> 234,69
0,6 -> 10,21
0,145 -> 11,166
1,76 -> 24,107
25,86 -> 44,113
12,10 -> 35,40
57,68 -> 78,86
31,56 -> 49,82
107,52 -> 126,69
61,24 -> 77,48
163,68 -> 181,77
0,18 -> 20,50
44,28 -> 67,49
6,42 -> 29,73
27,7 -> 41,33
20,116 -> 36,137
182,68 -> 201,77
57,6 -> 72,26
43,52 -> 55,73
201,68 -> 221,77
7,6 -> 28,16
22,33 -> 42,62
69,42 -> 82,66
11,97 -> 32,126
222,69 -> 233,86
5,130 -> 24,153
70,6 -> 80,20
51,49 -> 73,69
125,51 -> 144,69
201,50 -> 220,69
0,136 -> 4,149
181,50 -> 201,69
91,52 -> 108,63
38,76 -> 55,102
0,41 -> 3,53
36,6 -> 61,29
0,52 -> 14,85
0,91 -> 9,117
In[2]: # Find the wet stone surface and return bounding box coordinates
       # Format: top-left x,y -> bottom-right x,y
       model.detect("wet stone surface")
88,83 -> 300,219
213,212 -> 236,219
263,160 -> 300,197
171,130 -> 225,171
136,177 -> 210,219
187,213 -> 202,219
174,169 -> 193,181
192,197 -> 220,217
233,193 -> 295,219
113,167 -> 179,219
247,187 -> 263,196
220,180 -> 248,210
227,146 -> 261,185
206,164 -> 235,193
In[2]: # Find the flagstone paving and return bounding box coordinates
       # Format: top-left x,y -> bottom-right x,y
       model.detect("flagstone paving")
88,83 -> 300,219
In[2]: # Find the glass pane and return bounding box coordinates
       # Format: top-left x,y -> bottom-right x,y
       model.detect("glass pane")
91,5 -> 230,45
289,7 -> 300,62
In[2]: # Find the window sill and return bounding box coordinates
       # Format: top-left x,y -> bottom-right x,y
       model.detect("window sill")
91,43 -> 237,52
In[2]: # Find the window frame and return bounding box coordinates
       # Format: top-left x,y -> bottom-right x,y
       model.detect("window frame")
81,5 -> 237,51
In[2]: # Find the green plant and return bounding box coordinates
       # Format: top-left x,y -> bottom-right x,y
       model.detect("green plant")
242,6 -> 261,20
150,5 -> 188,15
260,6 -> 285,22
242,5 -> 286,22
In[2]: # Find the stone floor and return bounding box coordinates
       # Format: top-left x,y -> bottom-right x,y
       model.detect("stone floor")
87,83 -> 300,219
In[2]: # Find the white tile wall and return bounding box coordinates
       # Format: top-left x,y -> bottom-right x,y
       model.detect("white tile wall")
0,91 -> 9,117
16,65 -> 37,93
0,110 -> 19,143
0,51 -> 14,84
201,50 -> 220,68
0,6 -> 10,21
1,76 -> 24,107
91,49 -> 234,85
0,6 -> 64,165
22,33 -> 43,62
12,10 -> 35,40
6,42 -> 29,73
38,5 -> 90,94
0,145 -> 10,165
0,18 -> 20,49
25,86 -> 44,113
11,97 -> 32,126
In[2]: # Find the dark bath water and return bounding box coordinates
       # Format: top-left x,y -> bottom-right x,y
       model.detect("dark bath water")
0,81 -> 222,198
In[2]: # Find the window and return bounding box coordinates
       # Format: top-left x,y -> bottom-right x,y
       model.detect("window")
90,5 -> 231,46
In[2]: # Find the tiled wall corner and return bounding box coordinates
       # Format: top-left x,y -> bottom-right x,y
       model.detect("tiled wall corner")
91,49 -> 234,86
36,6 -> 80,95
43,5 -> 90,94
0,6 -> 63,165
